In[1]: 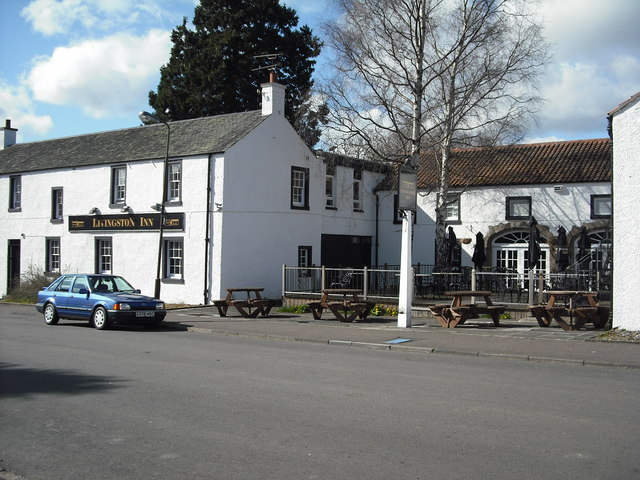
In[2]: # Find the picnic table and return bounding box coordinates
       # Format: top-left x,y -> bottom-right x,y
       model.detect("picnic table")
528,290 -> 609,331
213,288 -> 274,318
308,289 -> 375,322
427,290 -> 506,328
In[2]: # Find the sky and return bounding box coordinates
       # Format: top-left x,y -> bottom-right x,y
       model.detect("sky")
0,0 -> 639,145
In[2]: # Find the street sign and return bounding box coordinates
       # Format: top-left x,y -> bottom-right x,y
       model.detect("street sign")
398,165 -> 417,211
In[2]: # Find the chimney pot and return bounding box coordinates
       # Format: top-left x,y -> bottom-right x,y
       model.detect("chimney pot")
1,119 -> 18,149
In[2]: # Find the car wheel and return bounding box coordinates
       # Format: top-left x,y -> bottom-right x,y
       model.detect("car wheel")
92,306 -> 110,330
44,303 -> 59,325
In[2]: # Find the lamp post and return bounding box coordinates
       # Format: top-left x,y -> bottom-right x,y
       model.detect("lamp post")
138,111 -> 170,299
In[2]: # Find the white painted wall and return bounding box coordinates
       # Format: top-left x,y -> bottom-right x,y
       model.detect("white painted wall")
375,182 -> 611,266
0,155 -> 210,304
214,114 -> 320,300
611,95 -> 640,330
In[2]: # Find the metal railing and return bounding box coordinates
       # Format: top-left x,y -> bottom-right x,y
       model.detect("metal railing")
282,265 -> 611,305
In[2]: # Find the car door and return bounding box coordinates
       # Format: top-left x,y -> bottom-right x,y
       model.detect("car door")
51,275 -> 74,316
67,275 -> 93,319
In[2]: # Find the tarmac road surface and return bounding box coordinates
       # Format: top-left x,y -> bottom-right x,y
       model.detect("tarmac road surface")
2,304 -> 639,480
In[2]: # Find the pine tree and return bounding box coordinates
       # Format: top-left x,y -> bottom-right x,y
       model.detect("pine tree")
148,0 -> 324,146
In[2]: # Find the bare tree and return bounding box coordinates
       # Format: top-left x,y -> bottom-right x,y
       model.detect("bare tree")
322,0 -> 550,267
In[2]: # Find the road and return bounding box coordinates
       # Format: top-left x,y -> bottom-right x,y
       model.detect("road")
1,304 -> 639,479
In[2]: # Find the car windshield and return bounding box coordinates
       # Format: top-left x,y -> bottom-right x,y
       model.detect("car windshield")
89,276 -> 136,294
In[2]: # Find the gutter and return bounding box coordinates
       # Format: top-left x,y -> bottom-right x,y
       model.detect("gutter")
203,153 -> 213,305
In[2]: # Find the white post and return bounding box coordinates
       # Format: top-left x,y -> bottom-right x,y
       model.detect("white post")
398,210 -> 414,328
528,269 -> 535,305
471,268 -> 477,304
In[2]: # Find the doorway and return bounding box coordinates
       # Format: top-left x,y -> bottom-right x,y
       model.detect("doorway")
7,240 -> 21,292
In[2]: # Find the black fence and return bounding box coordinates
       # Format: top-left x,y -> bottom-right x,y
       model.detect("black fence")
283,265 -> 611,305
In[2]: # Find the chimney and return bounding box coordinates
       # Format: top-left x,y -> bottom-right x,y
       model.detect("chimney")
261,72 -> 285,116
1,119 -> 17,150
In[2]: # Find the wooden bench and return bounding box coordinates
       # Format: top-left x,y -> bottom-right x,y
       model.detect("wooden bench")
213,287 -> 273,318
309,289 -> 374,322
528,305 -> 551,327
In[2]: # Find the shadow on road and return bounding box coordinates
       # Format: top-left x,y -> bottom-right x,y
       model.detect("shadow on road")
0,362 -> 127,399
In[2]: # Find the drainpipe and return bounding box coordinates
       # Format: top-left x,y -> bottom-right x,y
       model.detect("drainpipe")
203,154 -> 213,305
375,193 -> 380,266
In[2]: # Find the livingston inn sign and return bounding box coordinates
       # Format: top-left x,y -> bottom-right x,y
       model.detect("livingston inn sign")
69,213 -> 185,232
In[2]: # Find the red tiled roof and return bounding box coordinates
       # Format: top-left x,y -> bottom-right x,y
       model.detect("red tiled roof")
416,138 -> 611,189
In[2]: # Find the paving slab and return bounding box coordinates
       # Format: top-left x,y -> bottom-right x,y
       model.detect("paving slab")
163,307 -> 640,369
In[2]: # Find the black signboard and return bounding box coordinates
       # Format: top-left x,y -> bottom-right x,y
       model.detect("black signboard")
398,165 -> 417,212
69,213 -> 185,232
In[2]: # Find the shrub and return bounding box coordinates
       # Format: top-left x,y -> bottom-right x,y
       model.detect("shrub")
370,304 -> 398,316
279,304 -> 311,314
4,265 -> 59,304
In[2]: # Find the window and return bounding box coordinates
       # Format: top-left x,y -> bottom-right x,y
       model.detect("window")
298,246 -> 312,267
51,187 -> 63,222
9,175 -> 21,211
71,276 -> 88,293
506,196 -> 531,220
353,180 -> 362,211
46,238 -> 60,273
591,194 -> 611,219
55,276 -> 73,292
325,175 -> 336,208
445,193 -> 460,222
164,239 -> 183,280
167,161 -> 182,203
96,238 -> 112,274
111,166 -> 126,205
291,166 -> 309,209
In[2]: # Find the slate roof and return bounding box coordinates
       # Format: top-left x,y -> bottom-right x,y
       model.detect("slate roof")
413,138 -> 612,190
0,110 -> 267,175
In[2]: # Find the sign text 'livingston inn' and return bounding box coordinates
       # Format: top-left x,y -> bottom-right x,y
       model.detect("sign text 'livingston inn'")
68,213 -> 185,232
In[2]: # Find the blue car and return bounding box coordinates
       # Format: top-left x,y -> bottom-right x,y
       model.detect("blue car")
36,274 -> 166,330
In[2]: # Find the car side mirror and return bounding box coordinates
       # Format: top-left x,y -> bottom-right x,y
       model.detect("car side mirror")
134,289 -> 141,294
78,288 -> 89,295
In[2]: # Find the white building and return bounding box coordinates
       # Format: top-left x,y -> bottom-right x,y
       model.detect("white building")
0,81 -> 387,304
1,76 -> 612,306
608,91 -> 640,331
375,140 -> 612,278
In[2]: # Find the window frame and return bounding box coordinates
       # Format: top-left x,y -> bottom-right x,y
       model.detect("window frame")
95,237 -> 113,274
110,165 -> 126,206
445,193 -> 461,223
290,166 -> 309,210
298,246 -> 312,267
590,194 -> 611,219
506,196 -> 531,220
352,179 -> 362,211
325,175 -> 336,209
163,238 -> 184,282
166,161 -> 183,205
51,187 -> 63,223
9,175 -> 21,211
46,237 -> 61,273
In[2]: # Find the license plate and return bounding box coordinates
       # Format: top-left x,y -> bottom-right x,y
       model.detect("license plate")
135,311 -> 155,318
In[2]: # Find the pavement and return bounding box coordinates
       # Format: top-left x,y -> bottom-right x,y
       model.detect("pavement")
162,307 -> 640,370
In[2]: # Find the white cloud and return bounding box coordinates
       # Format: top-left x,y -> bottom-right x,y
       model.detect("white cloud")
541,0 -> 640,62
0,79 -> 53,136
22,0 -> 96,36
26,29 -> 172,118
21,0 -> 189,36
530,0 -> 640,139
